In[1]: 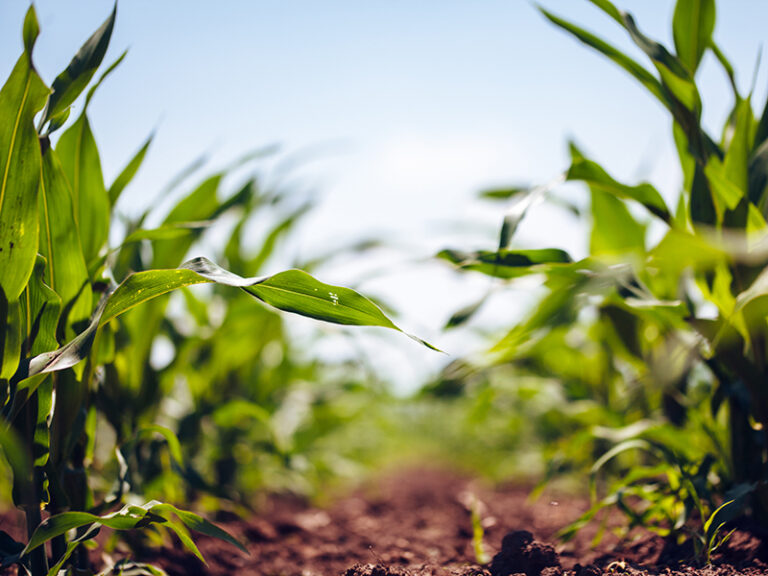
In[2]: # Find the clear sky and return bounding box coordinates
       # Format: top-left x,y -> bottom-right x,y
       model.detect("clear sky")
1,1 -> 767,390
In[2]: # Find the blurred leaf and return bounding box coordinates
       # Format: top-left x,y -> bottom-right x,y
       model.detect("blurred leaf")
672,0 -> 715,75
39,4 -> 116,133
590,190 -> 645,255
723,97 -> 753,194
122,221 -> 212,244
0,6 -> 49,301
749,140 -> 768,208
109,131 -> 153,205
478,186 -> 529,201
568,144 -> 670,222
438,248 -> 572,279
445,294 -> 489,329
540,8 -> 668,107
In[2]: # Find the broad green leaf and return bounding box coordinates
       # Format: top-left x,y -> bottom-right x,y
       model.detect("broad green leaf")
109,131 -> 153,205
437,248 -> 572,279
39,4 -> 116,133
56,114 -> 110,269
568,145 -> 670,222
590,190 -> 645,255
245,269 -> 400,329
672,0 -> 715,75
39,146 -> 92,336
539,8 -> 669,108
14,257 -> 436,384
0,6 -> 50,301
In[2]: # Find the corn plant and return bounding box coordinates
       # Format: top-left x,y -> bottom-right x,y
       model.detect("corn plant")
440,0 -> 768,549
0,6 -> 430,575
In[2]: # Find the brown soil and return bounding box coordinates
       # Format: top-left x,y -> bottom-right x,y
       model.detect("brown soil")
2,468 -> 767,575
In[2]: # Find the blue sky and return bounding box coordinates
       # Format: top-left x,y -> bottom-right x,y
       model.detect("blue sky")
1,1 -> 767,388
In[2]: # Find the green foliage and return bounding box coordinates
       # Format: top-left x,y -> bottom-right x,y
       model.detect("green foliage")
440,0 -> 768,555
0,7 -> 429,575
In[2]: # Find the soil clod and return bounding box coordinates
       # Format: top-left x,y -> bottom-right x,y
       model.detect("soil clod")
490,530 -> 561,576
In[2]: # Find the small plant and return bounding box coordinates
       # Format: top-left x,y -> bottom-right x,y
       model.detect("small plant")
0,6 -> 431,575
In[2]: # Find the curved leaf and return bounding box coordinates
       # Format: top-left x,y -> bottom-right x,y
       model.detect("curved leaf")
24,500 -> 246,560
39,4 -> 117,133
438,248 -> 572,279
673,0 -> 715,75
0,6 -> 50,301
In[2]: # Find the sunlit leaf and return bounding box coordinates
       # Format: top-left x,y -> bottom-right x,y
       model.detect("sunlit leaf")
39,4 -> 116,133
0,6 -> 50,301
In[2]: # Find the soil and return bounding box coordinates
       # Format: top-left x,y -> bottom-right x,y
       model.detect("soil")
2,467 -> 767,575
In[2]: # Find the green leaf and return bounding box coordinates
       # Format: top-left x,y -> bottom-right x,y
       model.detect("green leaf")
478,186 -> 529,201
121,221 -> 212,245
0,289 -> 22,380
109,131 -> 153,205
749,140 -> 768,209
437,248 -> 572,279
24,501 -> 247,560
14,257 -> 437,384
568,144 -> 670,222
673,0 -> 715,75
589,190 -> 645,255
39,146 -> 92,337
704,157 -> 745,212
39,4 -> 117,133
0,6 -> 50,301
22,256 -> 62,356
722,97 -> 753,195
56,114 -> 109,269
539,8 -> 669,108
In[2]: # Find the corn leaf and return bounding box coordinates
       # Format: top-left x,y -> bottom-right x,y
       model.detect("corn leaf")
56,114 -> 109,270
0,6 -> 50,301
39,4 -> 116,133
568,144 -> 670,222
109,131 -> 153,205
539,8 -> 669,108
673,0 -> 715,75
438,248 -> 572,279
39,146 -> 92,337
24,501 -> 247,559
